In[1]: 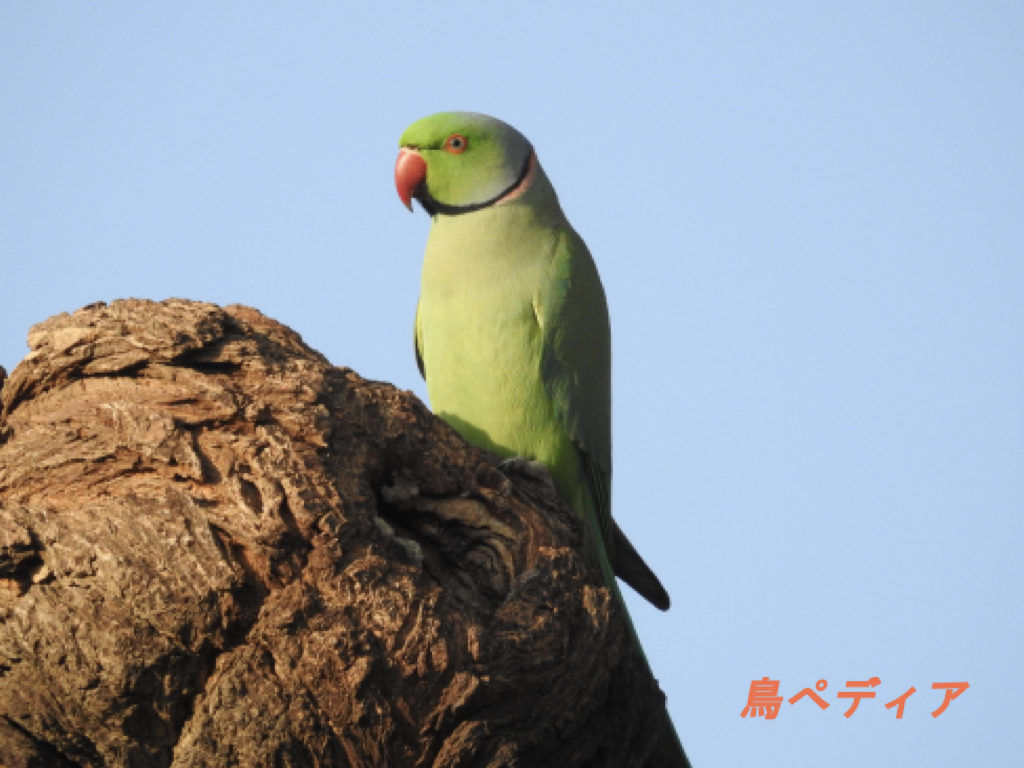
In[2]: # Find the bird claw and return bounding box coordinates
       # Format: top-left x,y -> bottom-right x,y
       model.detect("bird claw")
498,457 -> 556,491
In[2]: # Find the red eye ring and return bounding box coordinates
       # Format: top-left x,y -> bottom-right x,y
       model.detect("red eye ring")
444,134 -> 468,154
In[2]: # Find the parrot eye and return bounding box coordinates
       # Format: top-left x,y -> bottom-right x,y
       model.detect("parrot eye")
444,134 -> 468,154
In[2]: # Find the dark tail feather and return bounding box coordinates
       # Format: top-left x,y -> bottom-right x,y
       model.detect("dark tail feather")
661,707 -> 693,768
610,519 -> 671,611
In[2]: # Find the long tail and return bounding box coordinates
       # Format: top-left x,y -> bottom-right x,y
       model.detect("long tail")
601,564 -> 693,768
553,450 -> 692,766
582,503 -> 691,767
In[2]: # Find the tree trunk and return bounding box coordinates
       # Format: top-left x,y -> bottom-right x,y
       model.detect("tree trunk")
0,299 -> 684,768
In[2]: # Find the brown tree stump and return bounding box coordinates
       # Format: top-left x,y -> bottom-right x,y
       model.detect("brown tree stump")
0,299 -> 683,768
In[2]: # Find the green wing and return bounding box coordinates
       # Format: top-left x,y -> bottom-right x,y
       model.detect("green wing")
535,227 -> 613,516
537,229 -> 670,610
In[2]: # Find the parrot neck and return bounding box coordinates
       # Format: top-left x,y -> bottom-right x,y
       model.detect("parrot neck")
494,152 -> 538,206
426,153 -> 563,223
493,155 -> 562,218
427,159 -> 567,241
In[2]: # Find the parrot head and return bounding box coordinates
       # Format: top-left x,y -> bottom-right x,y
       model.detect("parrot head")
395,112 -> 535,216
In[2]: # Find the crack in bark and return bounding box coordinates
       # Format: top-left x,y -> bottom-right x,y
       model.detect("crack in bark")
1,715 -> 85,768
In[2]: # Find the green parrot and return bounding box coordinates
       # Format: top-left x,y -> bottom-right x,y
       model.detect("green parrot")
395,111 -> 670,610
396,111 -> 688,765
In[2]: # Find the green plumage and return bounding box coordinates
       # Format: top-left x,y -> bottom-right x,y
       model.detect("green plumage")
398,112 -> 690,767
399,111 -> 669,611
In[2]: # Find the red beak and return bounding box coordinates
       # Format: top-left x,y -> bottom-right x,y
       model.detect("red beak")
395,148 -> 427,211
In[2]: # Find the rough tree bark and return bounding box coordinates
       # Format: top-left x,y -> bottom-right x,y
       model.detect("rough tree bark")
0,299 -> 682,768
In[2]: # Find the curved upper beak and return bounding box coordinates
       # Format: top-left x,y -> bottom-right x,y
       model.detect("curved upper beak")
395,148 -> 427,211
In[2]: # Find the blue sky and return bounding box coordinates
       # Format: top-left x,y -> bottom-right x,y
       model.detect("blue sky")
2,3 -> 1022,766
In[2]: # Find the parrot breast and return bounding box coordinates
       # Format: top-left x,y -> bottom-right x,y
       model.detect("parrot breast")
417,205 -> 568,467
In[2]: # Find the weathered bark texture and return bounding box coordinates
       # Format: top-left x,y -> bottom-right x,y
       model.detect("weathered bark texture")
0,299 -> 681,768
